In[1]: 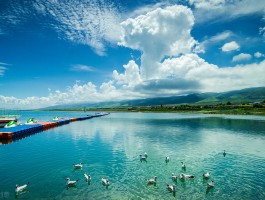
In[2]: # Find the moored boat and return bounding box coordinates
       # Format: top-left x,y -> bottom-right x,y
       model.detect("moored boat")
4,120 -> 19,128
0,115 -> 20,128
25,118 -> 37,124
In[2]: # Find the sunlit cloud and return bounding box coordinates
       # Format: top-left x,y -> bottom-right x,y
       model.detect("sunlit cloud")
119,5 -> 197,79
1,0 -> 122,56
254,51 -> 265,58
195,31 -> 233,53
221,41 -> 240,52
0,4 -> 264,109
232,53 -> 252,62
189,0 -> 265,23
34,0 -> 122,56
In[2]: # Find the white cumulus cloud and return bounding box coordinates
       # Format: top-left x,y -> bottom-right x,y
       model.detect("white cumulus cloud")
119,5 -> 197,79
158,54 -> 265,93
113,60 -> 141,87
232,53 -> 252,62
221,41 -> 240,52
1,4 -> 265,109
254,52 -> 265,58
195,31 -> 233,53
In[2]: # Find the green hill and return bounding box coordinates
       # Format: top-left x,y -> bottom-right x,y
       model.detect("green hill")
42,87 -> 265,110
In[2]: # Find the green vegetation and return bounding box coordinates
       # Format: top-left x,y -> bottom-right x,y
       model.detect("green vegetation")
41,87 -> 265,115
46,102 -> 265,116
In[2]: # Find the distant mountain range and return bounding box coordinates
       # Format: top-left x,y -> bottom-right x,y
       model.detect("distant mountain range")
43,87 -> 265,110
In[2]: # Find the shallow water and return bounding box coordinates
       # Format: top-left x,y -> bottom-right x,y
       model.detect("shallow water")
0,112 -> 265,199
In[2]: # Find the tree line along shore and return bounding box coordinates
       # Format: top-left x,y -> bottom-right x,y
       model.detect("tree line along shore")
46,101 -> 265,115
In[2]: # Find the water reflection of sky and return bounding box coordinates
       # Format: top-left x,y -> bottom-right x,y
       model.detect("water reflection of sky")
63,112 -> 265,160
1,112 -> 265,199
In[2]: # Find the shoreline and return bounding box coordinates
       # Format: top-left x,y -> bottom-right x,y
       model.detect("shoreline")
35,105 -> 265,116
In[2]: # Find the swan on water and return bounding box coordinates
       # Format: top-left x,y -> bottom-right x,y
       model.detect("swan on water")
203,172 -> 211,179
84,173 -> 91,182
166,183 -> 176,192
181,162 -> 186,169
172,173 -> 178,181
207,180 -> 215,188
139,155 -> 147,162
180,173 -> 195,179
101,177 -> 110,186
73,162 -> 83,169
145,176 -> 157,184
65,178 -> 78,186
15,182 -> 29,193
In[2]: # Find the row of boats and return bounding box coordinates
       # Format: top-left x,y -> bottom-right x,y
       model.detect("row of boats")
0,116 -> 60,128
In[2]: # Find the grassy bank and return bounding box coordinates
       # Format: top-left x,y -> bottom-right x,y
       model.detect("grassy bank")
45,103 -> 265,116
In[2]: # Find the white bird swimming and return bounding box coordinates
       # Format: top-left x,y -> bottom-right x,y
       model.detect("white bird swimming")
84,173 -> 91,182
180,173 -> 195,179
15,182 -> 29,193
145,176 -> 157,184
181,162 -> 186,169
73,162 -> 83,169
101,177 -> 110,186
203,172 -> 211,179
166,184 -> 176,192
207,180 -> 215,188
165,156 -> 170,163
172,173 -> 178,181
66,178 -> 78,186
139,155 -> 147,162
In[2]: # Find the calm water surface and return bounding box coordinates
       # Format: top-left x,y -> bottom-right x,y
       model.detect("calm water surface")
0,111 -> 265,199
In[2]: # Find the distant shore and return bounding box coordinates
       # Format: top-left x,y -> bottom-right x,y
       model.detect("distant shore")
40,102 -> 265,116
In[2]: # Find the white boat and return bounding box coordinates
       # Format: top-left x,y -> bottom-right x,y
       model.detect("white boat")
4,120 -> 19,128
0,115 -> 20,128
25,118 -> 37,124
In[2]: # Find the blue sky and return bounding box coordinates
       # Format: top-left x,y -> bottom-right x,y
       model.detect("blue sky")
0,0 -> 265,109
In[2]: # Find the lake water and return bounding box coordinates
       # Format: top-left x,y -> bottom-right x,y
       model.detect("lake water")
0,111 -> 265,199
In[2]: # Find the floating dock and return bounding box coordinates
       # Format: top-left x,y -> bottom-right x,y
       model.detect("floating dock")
0,113 -> 109,143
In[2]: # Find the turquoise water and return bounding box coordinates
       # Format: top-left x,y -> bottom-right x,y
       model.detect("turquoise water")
0,112 -> 265,199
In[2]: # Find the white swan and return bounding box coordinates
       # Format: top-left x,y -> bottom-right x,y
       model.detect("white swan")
166,184 -> 176,192
207,180 -> 215,188
15,182 -> 29,193
139,155 -> 147,162
180,173 -> 195,179
203,172 -> 211,179
172,173 -> 177,181
181,162 -> 186,168
101,177 -> 109,186
84,173 -> 91,182
145,176 -> 157,184
73,162 -> 83,169
66,178 -> 78,186
165,156 -> 170,163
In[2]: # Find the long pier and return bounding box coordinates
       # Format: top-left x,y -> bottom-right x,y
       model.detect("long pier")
0,113 -> 109,143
